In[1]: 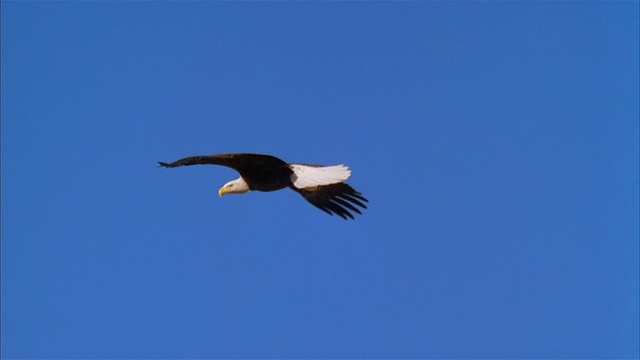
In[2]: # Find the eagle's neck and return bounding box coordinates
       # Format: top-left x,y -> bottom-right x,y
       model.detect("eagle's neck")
232,177 -> 250,193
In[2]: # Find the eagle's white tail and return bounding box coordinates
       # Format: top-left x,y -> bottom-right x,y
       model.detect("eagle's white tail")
289,164 -> 352,189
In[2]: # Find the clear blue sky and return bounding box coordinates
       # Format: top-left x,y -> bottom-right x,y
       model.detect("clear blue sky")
2,2 -> 638,359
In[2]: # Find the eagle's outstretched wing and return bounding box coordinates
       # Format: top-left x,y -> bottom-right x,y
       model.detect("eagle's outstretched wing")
159,153 -> 285,171
158,155 -> 231,168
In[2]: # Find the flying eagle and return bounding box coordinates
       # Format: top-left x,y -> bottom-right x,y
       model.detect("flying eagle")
159,153 -> 368,219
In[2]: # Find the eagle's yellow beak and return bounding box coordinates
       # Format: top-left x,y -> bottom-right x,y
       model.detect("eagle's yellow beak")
218,186 -> 228,197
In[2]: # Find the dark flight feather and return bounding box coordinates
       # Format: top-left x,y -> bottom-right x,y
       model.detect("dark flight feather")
293,183 -> 368,220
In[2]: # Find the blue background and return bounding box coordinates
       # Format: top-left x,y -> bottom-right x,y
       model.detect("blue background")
2,2 -> 638,358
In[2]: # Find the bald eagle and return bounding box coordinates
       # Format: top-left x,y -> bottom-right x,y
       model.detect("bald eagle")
159,153 -> 368,219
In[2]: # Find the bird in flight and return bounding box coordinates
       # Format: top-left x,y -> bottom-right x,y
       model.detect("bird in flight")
159,153 -> 368,219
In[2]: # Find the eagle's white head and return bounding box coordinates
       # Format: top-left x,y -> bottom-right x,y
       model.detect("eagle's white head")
218,177 -> 250,197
